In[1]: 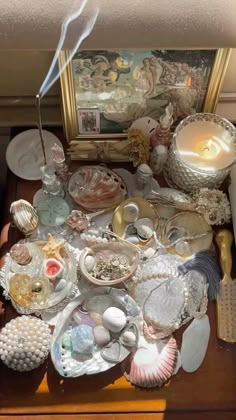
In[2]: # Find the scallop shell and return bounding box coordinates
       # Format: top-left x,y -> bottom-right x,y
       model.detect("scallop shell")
10,199 -> 39,235
123,336 -> 177,388
68,166 -> 127,210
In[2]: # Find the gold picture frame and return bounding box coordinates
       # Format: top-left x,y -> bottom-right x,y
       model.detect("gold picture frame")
59,48 -> 231,161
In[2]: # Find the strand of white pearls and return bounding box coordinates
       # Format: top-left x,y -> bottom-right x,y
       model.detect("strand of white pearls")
0,315 -> 51,371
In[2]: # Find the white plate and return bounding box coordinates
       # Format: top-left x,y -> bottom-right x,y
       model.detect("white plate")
6,129 -> 63,180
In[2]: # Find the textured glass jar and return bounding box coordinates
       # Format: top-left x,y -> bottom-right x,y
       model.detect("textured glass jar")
164,113 -> 236,193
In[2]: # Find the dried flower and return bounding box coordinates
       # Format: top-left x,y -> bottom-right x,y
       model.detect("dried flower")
128,128 -> 149,167
192,188 -> 231,225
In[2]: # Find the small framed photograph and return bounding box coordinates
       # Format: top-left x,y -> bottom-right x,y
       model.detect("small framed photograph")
78,108 -> 100,134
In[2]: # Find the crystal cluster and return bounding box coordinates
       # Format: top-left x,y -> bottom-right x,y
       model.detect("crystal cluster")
0,316 -> 51,371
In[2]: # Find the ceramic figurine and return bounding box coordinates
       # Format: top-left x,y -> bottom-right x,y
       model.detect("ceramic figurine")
40,164 -> 64,197
0,315 -> 51,371
150,144 -> 168,175
10,199 -> 39,235
51,143 -> 69,186
150,103 -> 174,147
134,164 -> 153,196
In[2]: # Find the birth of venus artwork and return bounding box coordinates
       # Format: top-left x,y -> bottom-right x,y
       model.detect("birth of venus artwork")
72,50 -> 216,135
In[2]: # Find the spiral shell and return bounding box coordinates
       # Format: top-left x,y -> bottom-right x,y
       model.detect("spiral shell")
10,199 -> 39,235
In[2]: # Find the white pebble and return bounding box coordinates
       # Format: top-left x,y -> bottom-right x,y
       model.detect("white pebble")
102,307 -> 127,333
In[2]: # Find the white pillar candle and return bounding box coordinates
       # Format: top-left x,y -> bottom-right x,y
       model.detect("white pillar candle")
176,121 -> 235,171
228,165 -> 236,244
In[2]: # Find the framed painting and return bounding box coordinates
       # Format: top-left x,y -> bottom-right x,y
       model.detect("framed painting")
59,48 -> 231,161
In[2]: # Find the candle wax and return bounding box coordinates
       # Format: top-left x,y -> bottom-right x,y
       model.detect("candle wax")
176,121 -> 235,171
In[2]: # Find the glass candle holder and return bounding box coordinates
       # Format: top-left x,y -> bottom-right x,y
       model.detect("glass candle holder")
164,113 -> 236,192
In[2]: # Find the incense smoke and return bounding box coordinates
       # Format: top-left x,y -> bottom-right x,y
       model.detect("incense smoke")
38,0 -> 99,98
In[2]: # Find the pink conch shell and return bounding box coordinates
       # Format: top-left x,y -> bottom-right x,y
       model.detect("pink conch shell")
123,336 -> 177,388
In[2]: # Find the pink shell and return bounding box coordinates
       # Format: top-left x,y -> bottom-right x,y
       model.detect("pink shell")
68,166 -> 127,210
123,336 -> 177,388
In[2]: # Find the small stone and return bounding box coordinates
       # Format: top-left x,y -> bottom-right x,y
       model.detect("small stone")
134,218 -> 154,240
126,236 -> 140,244
55,278 -> 66,292
93,325 -> 111,347
71,325 -> 94,354
102,307 -> 127,333
84,255 -> 95,273
89,312 -> 103,325
121,331 -> 136,347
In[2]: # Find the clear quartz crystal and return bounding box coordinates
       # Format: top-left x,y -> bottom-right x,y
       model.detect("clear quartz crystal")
40,164 -> 64,197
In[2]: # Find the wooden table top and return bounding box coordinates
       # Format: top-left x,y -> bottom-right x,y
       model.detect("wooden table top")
0,128 -> 236,419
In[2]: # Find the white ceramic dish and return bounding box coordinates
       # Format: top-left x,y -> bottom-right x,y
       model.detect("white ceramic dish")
6,129 -> 63,180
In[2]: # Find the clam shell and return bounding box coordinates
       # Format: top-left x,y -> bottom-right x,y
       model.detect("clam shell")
68,166 -> 127,210
10,199 -> 39,234
123,336 -> 177,388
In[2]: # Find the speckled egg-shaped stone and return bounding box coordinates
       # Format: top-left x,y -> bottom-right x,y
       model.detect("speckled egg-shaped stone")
102,307 -> 127,333
93,325 -> 111,347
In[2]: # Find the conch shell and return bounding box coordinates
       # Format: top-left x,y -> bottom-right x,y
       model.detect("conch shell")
10,199 -> 39,235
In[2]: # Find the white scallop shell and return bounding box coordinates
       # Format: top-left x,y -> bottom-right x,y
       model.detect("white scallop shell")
123,336 -> 177,388
10,199 -> 39,234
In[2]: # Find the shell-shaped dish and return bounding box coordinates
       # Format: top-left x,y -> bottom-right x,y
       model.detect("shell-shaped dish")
123,336 -> 177,388
51,287 -> 143,378
79,242 -> 139,286
161,211 -> 213,257
10,199 -> 39,235
112,197 -> 159,247
68,166 -> 127,210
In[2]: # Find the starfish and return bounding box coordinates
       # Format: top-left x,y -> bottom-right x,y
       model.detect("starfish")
42,234 -> 66,262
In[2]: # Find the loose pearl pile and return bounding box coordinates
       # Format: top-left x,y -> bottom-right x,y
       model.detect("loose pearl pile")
0,316 -> 51,371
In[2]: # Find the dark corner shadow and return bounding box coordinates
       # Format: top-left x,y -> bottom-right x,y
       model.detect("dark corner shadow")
0,359 -> 47,401
47,356 -> 125,396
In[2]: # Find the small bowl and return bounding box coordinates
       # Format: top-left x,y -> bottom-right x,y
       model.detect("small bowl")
79,242 -> 139,286
112,197 -> 159,247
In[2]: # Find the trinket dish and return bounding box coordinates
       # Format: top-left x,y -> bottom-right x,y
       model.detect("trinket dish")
51,287 -> 143,377
161,211 -> 213,257
3,237 -> 77,313
68,166 -> 127,210
79,242 -> 139,286
112,197 -> 159,247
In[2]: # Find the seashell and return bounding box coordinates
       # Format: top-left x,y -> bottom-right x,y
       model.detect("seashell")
44,258 -> 64,280
93,325 -> 111,347
123,336 -> 177,388
10,199 -> 39,235
80,242 -> 139,286
123,202 -> 139,223
10,243 -> 32,265
55,278 -> 66,292
84,255 -> 95,273
71,325 -> 94,354
102,307 -> 127,333
134,218 -> 154,241
68,166 -> 127,210
181,315 -> 210,373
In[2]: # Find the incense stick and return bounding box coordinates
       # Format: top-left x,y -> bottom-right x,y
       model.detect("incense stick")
36,94 -> 47,165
